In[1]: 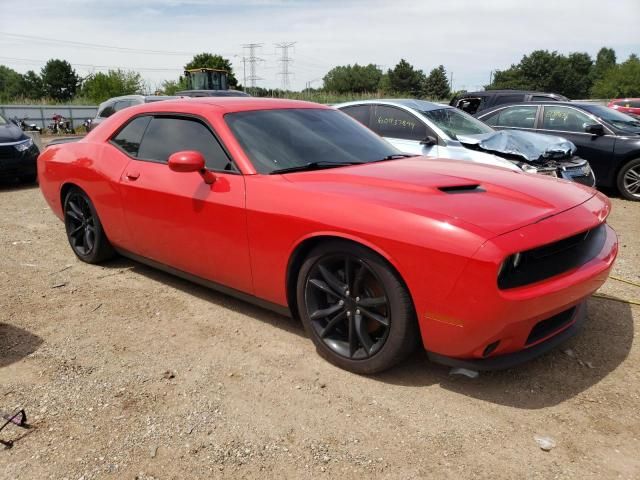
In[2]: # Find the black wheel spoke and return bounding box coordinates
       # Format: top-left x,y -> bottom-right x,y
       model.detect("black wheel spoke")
310,303 -> 344,320
353,264 -> 365,296
318,264 -> 347,295
68,200 -> 84,219
354,312 -> 373,355
320,310 -> 347,338
344,256 -> 352,291
309,278 -> 341,298
66,209 -> 82,222
360,306 -> 389,327
84,229 -> 94,251
358,296 -> 386,308
348,314 -> 358,357
69,225 -> 84,237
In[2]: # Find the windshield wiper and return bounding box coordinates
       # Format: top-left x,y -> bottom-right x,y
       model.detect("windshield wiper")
372,154 -> 419,162
269,161 -> 363,175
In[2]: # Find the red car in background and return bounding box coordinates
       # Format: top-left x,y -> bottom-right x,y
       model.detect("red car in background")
608,98 -> 640,118
38,98 -> 617,374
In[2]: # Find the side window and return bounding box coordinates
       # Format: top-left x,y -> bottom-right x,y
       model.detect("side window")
370,105 -> 427,141
111,116 -> 152,156
494,94 -> 525,106
483,106 -> 538,129
340,105 -> 372,128
542,106 -> 593,133
137,117 -> 233,171
114,100 -> 132,112
456,97 -> 483,115
99,103 -> 116,118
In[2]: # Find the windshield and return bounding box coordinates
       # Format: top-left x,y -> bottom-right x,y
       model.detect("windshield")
583,104 -> 640,134
225,109 -> 400,174
420,108 -> 494,139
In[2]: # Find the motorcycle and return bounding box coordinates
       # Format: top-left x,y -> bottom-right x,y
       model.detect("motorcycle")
48,114 -> 75,135
11,116 -> 42,133
83,118 -> 93,132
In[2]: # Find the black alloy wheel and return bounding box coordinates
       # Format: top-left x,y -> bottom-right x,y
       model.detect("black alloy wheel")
297,241 -> 418,374
305,253 -> 391,360
63,188 -> 115,263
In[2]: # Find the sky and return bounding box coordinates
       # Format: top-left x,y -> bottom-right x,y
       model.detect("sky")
1,0 -> 639,93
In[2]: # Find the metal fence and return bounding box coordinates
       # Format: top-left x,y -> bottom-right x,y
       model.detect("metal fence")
0,105 -> 98,130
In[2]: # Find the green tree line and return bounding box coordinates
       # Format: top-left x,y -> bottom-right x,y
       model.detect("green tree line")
1,47 -> 638,104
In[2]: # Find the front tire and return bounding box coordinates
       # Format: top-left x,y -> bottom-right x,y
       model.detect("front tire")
617,158 -> 640,201
296,240 -> 419,374
63,188 -> 115,263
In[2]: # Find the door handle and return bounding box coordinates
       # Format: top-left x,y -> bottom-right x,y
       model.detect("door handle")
125,171 -> 140,180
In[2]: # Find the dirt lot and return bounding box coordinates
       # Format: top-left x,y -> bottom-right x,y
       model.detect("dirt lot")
1,183 -> 639,480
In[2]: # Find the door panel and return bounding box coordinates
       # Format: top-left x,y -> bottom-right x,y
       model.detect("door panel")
119,160 -> 253,294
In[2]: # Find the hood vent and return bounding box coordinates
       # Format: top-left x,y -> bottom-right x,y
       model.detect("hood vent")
438,184 -> 485,194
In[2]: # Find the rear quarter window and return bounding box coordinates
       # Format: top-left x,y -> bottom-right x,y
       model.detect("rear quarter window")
111,116 -> 152,156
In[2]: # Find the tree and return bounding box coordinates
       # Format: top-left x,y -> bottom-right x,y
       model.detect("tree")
19,70 -> 44,99
0,65 -> 22,101
41,59 -> 79,101
422,65 -> 451,100
80,69 -> 144,103
159,78 -> 188,95
184,53 -> 238,88
487,49 -> 594,98
323,64 -> 382,93
591,47 -> 617,85
592,54 -> 640,98
387,59 -> 425,95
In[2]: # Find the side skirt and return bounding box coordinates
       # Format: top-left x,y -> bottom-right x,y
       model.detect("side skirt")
114,248 -> 292,318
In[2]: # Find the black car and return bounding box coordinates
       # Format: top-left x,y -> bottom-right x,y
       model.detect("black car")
475,102 -> 640,201
450,90 -> 568,115
0,114 -> 40,183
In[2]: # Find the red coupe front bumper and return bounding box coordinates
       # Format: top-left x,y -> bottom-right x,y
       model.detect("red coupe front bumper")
418,194 -> 618,368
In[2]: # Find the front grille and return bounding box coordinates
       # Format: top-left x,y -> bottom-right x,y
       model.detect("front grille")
498,223 -> 606,289
526,307 -> 576,345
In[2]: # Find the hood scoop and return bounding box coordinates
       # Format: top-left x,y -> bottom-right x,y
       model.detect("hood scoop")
438,184 -> 485,194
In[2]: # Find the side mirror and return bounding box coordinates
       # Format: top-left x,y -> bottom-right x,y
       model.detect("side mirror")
168,150 -> 216,184
584,123 -> 604,136
420,135 -> 438,146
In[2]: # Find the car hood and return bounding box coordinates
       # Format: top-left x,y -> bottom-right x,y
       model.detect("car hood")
283,158 -> 596,236
0,122 -> 27,144
457,130 -> 576,163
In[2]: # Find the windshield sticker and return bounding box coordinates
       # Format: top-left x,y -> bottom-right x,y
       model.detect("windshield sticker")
376,116 -> 417,131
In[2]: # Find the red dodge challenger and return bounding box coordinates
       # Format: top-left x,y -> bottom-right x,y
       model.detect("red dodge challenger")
38,98 -> 618,374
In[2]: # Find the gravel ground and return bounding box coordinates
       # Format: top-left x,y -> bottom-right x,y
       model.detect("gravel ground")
1,182 -> 638,479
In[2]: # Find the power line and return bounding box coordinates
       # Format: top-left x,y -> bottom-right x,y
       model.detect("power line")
275,41 -> 296,90
0,56 -> 182,72
242,43 -> 263,90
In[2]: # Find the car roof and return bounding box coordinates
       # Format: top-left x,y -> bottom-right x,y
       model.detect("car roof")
336,98 -> 451,112
133,96 -> 330,114
476,101 -> 599,115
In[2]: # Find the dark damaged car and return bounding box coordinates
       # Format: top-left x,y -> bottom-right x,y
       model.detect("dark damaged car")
336,99 -> 594,186
0,114 -> 40,183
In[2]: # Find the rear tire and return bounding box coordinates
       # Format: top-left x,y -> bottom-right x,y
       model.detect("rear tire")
616,158 -> 640,201
63,187 -> 115,263
296,240 -> 419,374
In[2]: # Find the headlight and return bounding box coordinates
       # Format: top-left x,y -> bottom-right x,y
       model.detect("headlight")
498,252 -> 523,278
14,138 -> 34,152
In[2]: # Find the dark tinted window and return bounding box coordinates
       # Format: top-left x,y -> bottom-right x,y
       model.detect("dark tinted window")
483,106 -> 538,128
111,116 -> 152,156
225,109 -> 400,174
137,117 -> 233,171
494,94 -> 526,106
370,105 -> 427,141
532,95 -> 556,102
456,97 -> 483,114
340,105 -> 372,127
99,103 -> 116,118
542,106 -> 592,132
